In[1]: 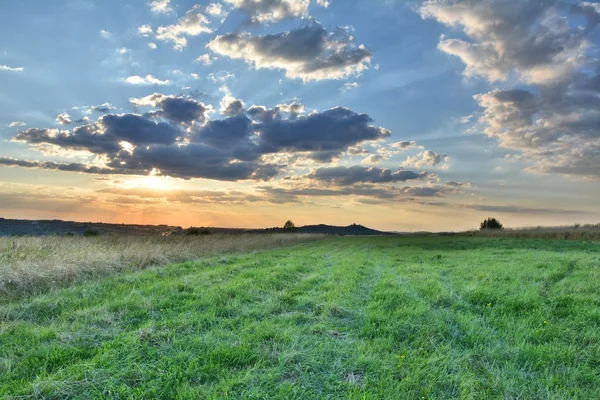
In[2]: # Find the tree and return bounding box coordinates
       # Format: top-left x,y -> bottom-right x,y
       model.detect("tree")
480,217 -> 503,230
283,220 -> 296,230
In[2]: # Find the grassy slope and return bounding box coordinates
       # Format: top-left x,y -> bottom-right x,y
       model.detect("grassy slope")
1,237 -> 599,399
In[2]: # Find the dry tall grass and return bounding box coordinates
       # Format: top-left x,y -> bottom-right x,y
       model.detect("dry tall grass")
0,233 -> 326,299
461,224 -> 600,241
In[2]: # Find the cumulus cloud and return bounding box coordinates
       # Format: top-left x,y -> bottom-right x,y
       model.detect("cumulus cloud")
9,96 -> 393,181
220,93 -> 246,116
0,65 -> 24,72
207,22 -> 372,81
224,0 -> 310,24
196,53 -> 215,65
125,75 -> 171,85
156,5 -> 212,50
148,42 -> 158,49
308,166 -> 429,185
138,25 -> 153,36
420,0 -> 594,84
149,0 -> 172,14
403,150 -> 448,168
131,93 -> 211,124
56,113 -> 72,125
422,0 -> 600,178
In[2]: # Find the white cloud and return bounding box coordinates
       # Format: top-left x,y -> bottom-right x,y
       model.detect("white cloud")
138,25 -> 153,37
125,75 -> 171,85
403,150 -> 449,168
224,0 -> 310,24
56,112 -> 72,125
156,5 -> 212,50
99,29 -> 112,40
8,121 -> 26,127
207,3 -> 225,16
0,65 -> 24,72
118,47 -> 129,54
316,0 -> 330,7
208,23 -> 372,82
195,54 -> 215,65
148,42 -> 157,49
149,0 -> 172,14
341,82 -> 359,92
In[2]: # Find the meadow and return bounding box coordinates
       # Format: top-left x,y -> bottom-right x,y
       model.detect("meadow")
0,233 -> 325,298
1,236 -> 599,399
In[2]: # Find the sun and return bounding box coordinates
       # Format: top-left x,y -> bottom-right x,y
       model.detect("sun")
123,168 -> 175,191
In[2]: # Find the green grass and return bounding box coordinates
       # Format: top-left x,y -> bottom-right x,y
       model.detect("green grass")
1,236 -> 599,399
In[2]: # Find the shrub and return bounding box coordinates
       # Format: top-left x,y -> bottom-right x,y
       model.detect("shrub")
83,229 -> 100,237
480,218 -> 503,230
187,228 -> 211,235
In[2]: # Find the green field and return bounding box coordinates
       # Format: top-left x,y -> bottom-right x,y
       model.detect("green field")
1,236 -> 599,399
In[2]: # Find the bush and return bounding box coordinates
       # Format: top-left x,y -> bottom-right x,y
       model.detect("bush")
83,229 -> 100,237
187,228 -> 211,235
480,218 -> 503,230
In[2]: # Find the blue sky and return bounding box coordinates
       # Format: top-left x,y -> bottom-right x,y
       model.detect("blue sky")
0,0 -> 598,230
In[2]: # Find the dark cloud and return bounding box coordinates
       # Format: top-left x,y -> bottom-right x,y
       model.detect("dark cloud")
15,114 -> 181,155
131,93 -> 210,124
9,96 -> 393,181
207,23 -> 372,81
256,106 -> 390,157
90,103 -> 115,113
308,166 -> 429,185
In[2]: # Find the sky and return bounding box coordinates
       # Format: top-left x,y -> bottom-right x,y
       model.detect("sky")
0,0 -> 599,231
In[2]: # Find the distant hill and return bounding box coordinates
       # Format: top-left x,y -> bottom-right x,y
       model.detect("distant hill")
297,224 -> 393,236
0,217 -> 181,237
0,217 -> 394,237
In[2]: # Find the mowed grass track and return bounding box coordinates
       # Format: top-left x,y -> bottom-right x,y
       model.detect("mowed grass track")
1,237 -> 599,399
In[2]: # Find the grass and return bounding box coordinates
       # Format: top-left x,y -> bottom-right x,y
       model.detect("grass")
0,233 -> 325,299
1,236 -> 599,398
461,223 -> 600,241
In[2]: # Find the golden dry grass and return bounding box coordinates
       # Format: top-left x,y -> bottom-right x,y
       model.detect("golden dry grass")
461,223 -> 600,241
0,233 -> 326,299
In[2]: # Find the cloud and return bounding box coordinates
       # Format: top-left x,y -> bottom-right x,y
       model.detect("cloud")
421,0 -> 600,178
130,93 -> 211,124
148,42 -> 157,49
138,25 -> 153,36
125,75 -> 171,85
220,93 -> 246,116
89,103 -> 115,114
0,65 -> 24,72
8,121 -> 26,128
9,96 -> 393,181
207,22 -> 372,81
207,3 -> 225,16
446,181 -> 471,188
403,150 -> 448,168
149,0 -> 172,14
156,5 -> 212,50
341,82 -> 359,91
308,166 -> 429,185
420,0 -> 594,84
15,114 -> 182,154
56,113 -> 72,125
196,53 -> 215,65
224,0 -> 310,24
99,29 -> 112,40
